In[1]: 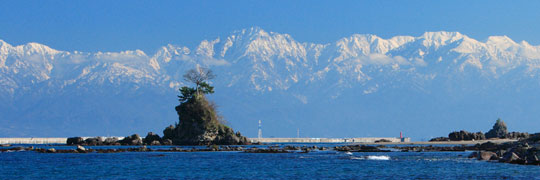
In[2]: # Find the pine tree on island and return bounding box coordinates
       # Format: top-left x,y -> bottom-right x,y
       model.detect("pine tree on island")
162,67 -> 249,145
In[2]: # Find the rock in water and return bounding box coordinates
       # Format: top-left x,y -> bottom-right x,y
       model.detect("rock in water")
479,151 -> 498,161
500,152 -> 520,163
161,139 -> 173,145
143,132 -> 162,145
119,134 -> 143,145
103,137 -> 119,145
166,96 -> 249,145
66,137 -> 84,145
76,145 -> 87,153
46,148 -> 56,153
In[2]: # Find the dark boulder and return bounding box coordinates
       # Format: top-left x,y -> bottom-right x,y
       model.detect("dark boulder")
119,134 -> 142,145
479,151 -> 498,161
162,125 -> 175,140
526,152 -> 539,163
528,133 -> 540,142
84,137 -> 104,146
449,130 -> 485,141
500,151 -> 520,163
476,141 -> 499,151
375,139 -> 392,143
143,132 -> 162,145
429,137 -> 450,142
506,132 -> 529,140
66,137 -> 84,145
103,137 -> 119,145
161,139 -> 173,145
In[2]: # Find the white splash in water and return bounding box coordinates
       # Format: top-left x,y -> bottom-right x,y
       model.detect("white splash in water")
365,155 -> 390,160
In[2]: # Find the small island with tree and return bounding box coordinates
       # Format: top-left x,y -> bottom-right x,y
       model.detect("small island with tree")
66,67 -> 249,146
162,67 -> 249,145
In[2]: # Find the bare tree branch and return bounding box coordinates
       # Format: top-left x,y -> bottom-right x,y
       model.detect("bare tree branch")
182,67 -> 216,96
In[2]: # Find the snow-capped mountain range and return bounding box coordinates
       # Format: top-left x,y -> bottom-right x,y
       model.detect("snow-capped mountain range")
2,27 -> 540,139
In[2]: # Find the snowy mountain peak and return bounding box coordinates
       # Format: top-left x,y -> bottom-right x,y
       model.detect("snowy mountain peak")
242,26 -> 270,37
419,31 -> 465,48
486,35 -> 518,50
21,42 -> 62,56
0,39 -> 8,47
0,39 -> 12,55
3,29 -> 540,97
196,38 -> 220,57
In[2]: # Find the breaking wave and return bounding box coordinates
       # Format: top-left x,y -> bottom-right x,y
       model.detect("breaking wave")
366,155 -> 390,160
349,155 -> 391,160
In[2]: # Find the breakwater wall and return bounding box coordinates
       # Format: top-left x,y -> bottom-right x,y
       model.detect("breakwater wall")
249,137 -> 410,143
0,137 -> 411,144
0,137 -> 125,144
0,138 -> 67,144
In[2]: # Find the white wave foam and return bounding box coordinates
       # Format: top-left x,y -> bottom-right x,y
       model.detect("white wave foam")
365,155 -> 390,160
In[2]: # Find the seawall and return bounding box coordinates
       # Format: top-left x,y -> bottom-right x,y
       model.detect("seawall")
0,137 -> 125,144
0,138 -> 67,144
0,137 -> 411,144
249,137 -> 410,143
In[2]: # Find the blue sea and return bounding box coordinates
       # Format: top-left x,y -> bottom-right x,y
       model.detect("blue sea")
1,144 -> 540,179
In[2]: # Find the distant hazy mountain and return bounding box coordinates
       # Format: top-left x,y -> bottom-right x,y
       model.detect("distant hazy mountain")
2,27 -> 540,139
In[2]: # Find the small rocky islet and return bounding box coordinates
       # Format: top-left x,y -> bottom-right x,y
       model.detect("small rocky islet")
64,68 -> 249,147
429,119 -> 529,142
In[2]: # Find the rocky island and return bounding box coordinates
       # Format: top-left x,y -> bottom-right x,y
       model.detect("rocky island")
430,119 -> 529,141
66,67 -> 249,146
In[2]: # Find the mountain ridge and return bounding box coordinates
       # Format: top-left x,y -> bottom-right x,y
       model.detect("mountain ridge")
2,27 -> 540,139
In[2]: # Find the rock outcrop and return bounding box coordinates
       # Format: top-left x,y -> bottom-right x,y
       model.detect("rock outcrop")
506,132 -> 529,140
448,130 -> 486,141
83,137 -> 104,146
470,133 -> 540,165
485,119 -> 508,139
431,119 -> 529,142
119,134 -> 143,145
66,136 -> 122,146
67,137 -> 84,145
164,96 -> 249,145
429,137 -> 450,142
143,132 -> 162,145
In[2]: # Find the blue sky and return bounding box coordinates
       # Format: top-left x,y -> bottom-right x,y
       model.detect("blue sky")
1,0 -> 540,53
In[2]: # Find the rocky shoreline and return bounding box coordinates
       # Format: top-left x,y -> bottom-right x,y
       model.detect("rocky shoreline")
467,134 -> 540,165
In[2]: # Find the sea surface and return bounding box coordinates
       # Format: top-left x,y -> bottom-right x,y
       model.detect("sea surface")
1,144 -> 540,179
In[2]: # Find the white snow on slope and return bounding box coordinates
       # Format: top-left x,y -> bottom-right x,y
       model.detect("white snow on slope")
3,28 -> 540,97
